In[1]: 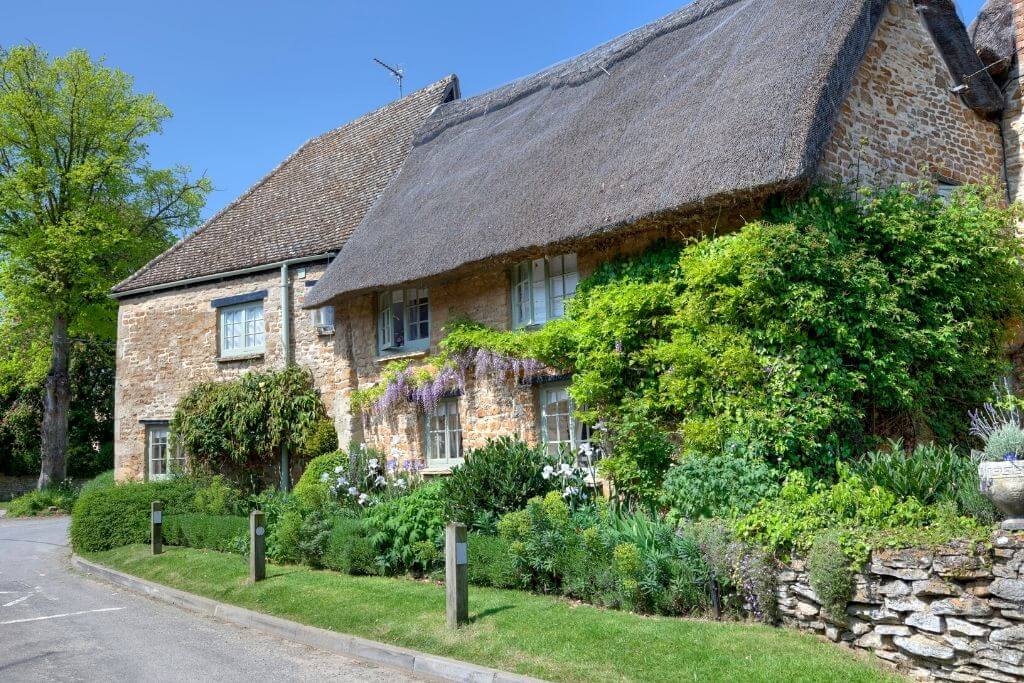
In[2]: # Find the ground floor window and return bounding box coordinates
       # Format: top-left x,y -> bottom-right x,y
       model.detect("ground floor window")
539,383 -> 594,464
425,398 -> 462,468
147,424 -> 184,480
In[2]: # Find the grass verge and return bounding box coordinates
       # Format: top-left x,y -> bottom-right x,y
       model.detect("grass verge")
86,545 -> 899,682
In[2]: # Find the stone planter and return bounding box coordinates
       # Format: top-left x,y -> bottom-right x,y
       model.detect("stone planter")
979,460 -> 1024,530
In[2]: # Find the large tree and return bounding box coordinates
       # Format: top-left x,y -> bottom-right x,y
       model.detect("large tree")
0,46 -> 209,488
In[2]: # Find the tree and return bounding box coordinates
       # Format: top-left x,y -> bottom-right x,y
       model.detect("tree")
0,46 -> 209,488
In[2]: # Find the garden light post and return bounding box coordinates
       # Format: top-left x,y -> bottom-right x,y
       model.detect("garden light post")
250,510 -> 266,583
151,501 -> 162,555
445,522 -> 468,628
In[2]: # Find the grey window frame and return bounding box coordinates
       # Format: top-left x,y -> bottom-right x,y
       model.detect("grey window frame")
423,397 -> 463,468
377,288 -> 430,355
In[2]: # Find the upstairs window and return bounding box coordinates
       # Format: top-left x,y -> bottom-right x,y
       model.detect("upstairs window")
378,288 -> 429,354
511,253 -> 579,328
311,305 -> 335,336
220,301 -> 265,357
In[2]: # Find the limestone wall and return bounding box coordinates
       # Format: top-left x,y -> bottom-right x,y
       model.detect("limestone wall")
779,534 -> 1024,681
819,0 -> 1005,188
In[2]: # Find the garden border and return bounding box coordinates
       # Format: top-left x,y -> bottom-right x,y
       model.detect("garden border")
71,554 -> 543,683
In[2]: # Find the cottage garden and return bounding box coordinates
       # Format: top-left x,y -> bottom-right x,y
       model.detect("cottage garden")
32,185 -> 1024,679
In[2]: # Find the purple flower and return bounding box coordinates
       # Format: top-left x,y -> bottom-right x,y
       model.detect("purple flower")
1005,452 -> 1019,462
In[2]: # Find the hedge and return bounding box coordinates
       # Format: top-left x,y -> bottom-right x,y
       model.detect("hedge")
70,477 -> 200,552
163,513 -> 248,554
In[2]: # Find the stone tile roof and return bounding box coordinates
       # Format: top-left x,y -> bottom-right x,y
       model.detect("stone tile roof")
113,75 -> 458,295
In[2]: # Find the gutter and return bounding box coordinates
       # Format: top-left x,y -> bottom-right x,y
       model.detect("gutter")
110,252 -> 337,300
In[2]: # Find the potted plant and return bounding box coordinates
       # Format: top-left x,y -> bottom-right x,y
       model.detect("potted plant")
972,382 -> 1024,530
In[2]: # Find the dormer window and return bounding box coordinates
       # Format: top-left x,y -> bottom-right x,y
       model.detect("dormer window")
511,253 -> 579,328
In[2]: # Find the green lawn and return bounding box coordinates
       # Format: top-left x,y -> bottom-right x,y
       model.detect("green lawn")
86,545 -> 899,682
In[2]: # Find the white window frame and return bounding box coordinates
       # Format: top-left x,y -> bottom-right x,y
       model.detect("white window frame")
147,425 -> 184,481
539,382 -> 592,461
511,253 -> 579,328
424,398 -> 463,468
377,288 -> 429,354
219,300 -> 265,357
311,305 -> 335,336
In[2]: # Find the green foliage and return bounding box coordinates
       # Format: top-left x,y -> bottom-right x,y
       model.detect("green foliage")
466,533 -> 518,588
440,437 -> 556,529
365,480 -> 446,574
852,441 -> 984,510
192,475 -> 240,515
299,418 -> 338,459
172,366 -> 327,490
292,450 -> 347,511
79,470 -> 115,496
322,515 -> 378,575
662,445 -> 781,522
162,513 -> 247,554
5,479 -> 78,516
70,477 -> 200,551
807,532 -> 853,624
733,467 -> 988,565
597,410 -> 675,508
983,424 -> 1024,461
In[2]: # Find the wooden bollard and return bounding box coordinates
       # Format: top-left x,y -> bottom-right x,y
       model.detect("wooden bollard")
445,523 -> 468,628
151,501 -> 163,555
250,510 -> 266,583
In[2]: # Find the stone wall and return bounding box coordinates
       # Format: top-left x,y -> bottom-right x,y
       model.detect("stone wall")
819,0 -> 1005,188
114,261 -> 343,482
0,475 -> 40,501
779,534 -> 1024,681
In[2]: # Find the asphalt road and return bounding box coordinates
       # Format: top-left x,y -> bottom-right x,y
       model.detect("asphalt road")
0,515 -> 420,682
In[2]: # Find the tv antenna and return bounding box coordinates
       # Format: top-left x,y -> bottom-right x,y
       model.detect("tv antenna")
373,58 -> 404,97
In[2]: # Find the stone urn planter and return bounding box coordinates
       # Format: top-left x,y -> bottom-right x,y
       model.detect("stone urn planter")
979,458 -> 1024,530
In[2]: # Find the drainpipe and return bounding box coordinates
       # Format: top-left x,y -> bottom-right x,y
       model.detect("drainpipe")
280,262 -> 291,491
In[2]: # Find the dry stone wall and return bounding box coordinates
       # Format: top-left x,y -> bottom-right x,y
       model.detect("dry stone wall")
779,534 -> 1024,681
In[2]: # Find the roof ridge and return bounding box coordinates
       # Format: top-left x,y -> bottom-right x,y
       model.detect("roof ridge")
113,74 -> 457,293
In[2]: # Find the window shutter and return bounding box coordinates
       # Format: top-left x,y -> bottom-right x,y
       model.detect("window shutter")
531,258 -> 548,325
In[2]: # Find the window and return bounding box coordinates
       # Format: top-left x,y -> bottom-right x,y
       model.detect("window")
147,425 -> 184,481
220,301 -> 265,357
378,288 -> 429,354
936,181 -> 959,202
539,383 -> 594,464
311,305 -> 335,336
425,398 -> 463,467
511,253 -> 579,328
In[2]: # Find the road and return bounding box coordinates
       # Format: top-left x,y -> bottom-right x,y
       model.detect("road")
0,515 -> 419,682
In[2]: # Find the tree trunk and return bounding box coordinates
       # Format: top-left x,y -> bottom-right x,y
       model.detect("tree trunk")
38,314 -> 71,490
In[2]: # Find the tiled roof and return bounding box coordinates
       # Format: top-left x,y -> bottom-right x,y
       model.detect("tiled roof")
113,75 -> 458,295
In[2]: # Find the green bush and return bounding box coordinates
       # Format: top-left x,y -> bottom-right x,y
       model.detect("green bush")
6,480 -> 78,517
300,418 -> 338,459
983,423 -> 1024,461
70,477 -> 200,551
79,470 -> 115,496
852,441 -> 986,511
366,481 -> 445,575
440,437 -> 555,529
162,513 -> 248,554
466,533 -> 518,588
193,475 -> 240,515
807,531 -> 853,624
662,445 -> 781,522
323,515 -> 377,575
292,450 -> 347,510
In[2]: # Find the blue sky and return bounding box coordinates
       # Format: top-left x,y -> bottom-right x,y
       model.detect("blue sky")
3,0 -> 990,222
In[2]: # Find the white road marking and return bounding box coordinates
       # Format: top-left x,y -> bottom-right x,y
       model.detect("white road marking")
1,607 -> 124,625
3,594 -> 30,607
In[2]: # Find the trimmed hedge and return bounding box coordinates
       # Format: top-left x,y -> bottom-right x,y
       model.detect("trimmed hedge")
467,533 -> 517,588
70,477 -> 200,552
163,513 -> 248,554
322,515 -> 377,575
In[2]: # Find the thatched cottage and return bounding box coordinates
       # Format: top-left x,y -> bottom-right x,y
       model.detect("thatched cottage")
114,0 -> 1021,482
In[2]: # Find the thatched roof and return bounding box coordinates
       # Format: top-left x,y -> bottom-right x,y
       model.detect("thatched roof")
113,76 -> 458,296
306,0 -> 1001,306
969,0 -> 1016,80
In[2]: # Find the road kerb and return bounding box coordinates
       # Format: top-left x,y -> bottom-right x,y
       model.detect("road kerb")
71,554 -> 543,683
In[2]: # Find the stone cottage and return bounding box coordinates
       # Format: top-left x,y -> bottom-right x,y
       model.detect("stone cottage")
111,77 -> 458,482
116,0 -> 1016,482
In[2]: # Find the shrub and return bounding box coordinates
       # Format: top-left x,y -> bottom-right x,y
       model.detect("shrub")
598,411 -> 675,508
983,423 -> 1024,462
440,437 -> 555,529
6,480 -> 78,517
807,532 -> 853,624
498,491 -> 578,592
267,504 -> 303,564
366,480 -> 446,574
852,440 -> 984,509
466,533 -> 518,588
162,513 -> 248,554
323,515 -> 377,575
662,444 -> 781,522
292,450 -> 347,510
70,477 -> 200,551
193,475 -> 240,515
300,418 -> 339,459
79,470 -> 115,496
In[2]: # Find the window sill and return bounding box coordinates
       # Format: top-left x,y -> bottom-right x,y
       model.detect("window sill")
375,349 -> 428,363
216,352 -> 265,363
420,463 -> 463,476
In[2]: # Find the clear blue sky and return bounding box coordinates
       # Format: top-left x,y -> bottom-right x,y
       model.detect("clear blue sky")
3,0 -> 990,222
